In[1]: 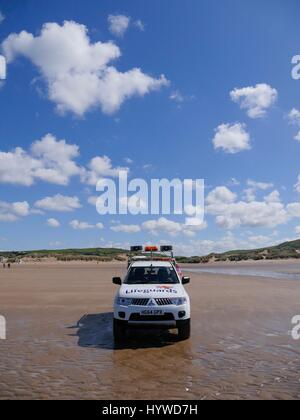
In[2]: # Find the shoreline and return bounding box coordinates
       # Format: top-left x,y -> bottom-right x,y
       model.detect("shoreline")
3,257 -> 300,266
183,258 -> 300,267
5,256 -> 300,266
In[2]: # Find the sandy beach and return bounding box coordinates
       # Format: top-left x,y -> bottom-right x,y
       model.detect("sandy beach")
0,261 -> 299,400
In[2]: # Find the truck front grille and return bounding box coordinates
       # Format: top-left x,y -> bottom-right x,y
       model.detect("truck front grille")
131,298 -> 150,306
129,313 -> 174,322
155,298 -> 173,306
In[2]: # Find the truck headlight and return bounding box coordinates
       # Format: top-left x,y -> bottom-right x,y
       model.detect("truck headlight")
117,297 -> 132,306
171,297 -> 187,306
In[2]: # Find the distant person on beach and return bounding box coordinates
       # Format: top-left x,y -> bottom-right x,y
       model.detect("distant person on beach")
7,263 -> 10,269
3,263 -> 5,269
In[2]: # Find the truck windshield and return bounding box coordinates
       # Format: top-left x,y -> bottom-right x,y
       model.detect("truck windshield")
125,266 -> 180,285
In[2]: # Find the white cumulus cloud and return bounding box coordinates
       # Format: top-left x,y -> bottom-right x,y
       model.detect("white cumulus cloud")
287,202 -> 300,218
35,194 -> 81,212
212,123 -> 251,154
172,232 -> 279,256
108,15 -> 130,37
2,21 -> 169,116
247,179 -> 274,190
0,201 -> 30,222
82,155 -> 128,185
0,147 -> 40,186
142,217 -> 183,236
206,186 -> 237,206
141,217 -> 207,237
70,219 -> 104,230
287,108 -> 300,125
243,179 -> 274,202
108,15 -> 145,36
264,190 -> 281,203
206,186 -> 288,229
243,188 -> 256,203
47,218 -> 60,228
230,83 -> 278,118
111,224 -> 141,233
0,55 -> 6,80
294,132 -> 300,141
294,175 -> 300,194
87,196 -> 98,206
31,134 -> 81,185
0,134 -> 130,187
0,134 -> 81,186
287,108 -> 300,141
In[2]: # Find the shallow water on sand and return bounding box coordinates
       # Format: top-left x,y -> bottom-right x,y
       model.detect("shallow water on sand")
185,262 -> 300,281
0,263 -> 299,400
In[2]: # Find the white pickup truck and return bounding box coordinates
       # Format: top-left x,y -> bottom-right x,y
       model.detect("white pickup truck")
112,247 -> 191,342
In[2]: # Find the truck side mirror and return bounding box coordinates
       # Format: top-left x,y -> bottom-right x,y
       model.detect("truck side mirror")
112,277 -> 122,285
182,276 -> 190,285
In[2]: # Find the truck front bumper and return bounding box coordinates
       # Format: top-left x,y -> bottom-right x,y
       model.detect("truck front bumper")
114,303 -> 190,327
114,318 -> 190,330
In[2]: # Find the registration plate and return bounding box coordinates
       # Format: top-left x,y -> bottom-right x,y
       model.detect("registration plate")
140,309 -> 164,316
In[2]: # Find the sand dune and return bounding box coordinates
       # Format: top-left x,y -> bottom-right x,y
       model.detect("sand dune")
0,262 -> 299,400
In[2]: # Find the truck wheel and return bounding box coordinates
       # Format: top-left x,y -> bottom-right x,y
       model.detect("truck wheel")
113,319 -> 127,342
177,319 -> 191,341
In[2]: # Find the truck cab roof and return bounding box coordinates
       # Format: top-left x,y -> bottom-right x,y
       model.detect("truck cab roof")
130,260 -> 173,269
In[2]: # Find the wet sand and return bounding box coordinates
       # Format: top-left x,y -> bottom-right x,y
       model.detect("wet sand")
185,260 -> 300,281
0,262 -> 299,400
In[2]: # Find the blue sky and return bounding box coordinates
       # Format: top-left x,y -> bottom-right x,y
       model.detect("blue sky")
1,0 -> 300,255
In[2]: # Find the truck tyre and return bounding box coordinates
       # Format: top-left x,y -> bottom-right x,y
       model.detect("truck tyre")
177,319 -> 191,341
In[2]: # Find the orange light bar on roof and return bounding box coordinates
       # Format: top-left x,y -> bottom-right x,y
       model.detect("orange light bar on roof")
145,246 -> 158,252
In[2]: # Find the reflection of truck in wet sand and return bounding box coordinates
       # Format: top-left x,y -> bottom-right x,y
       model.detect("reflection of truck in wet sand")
112,246 -> 191,342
